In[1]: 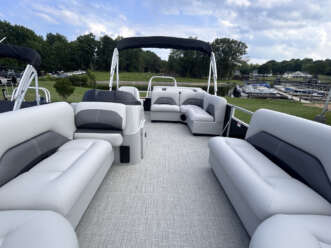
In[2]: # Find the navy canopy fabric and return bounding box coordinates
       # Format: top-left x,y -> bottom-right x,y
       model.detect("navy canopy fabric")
0,44 -> 41,68
117,36 -> 212,55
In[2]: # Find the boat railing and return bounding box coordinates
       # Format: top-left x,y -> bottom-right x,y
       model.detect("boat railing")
224,104 -> 253,138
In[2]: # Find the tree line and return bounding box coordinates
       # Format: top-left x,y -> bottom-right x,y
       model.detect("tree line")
239,59 -> 331,77
0,20 -> 249,79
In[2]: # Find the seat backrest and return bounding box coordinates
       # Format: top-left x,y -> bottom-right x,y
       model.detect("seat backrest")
119,86 -> 140,101
151,88 -> 180,105
82,89 -> 141,105
74,102 -> 126,131
203,94 -> 227,122
0,102 -> 75,186
180,88 -> 205,108
246,109 -> 331,203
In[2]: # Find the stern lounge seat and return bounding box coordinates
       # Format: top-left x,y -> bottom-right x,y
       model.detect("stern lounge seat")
209,109 -> 331,235
0,102 -> 114,227
0,210 -> 78,248
250,215 -> 331,248
73,102 -> 126,147
150,89 -> 181,121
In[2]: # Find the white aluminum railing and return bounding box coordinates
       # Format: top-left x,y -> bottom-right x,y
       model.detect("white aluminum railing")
11,86 -> 51,103
224,104 -> 254,137
146,76 -> 177,98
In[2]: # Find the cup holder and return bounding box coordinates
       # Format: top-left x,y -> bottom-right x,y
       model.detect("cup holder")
180,114 -> 187,121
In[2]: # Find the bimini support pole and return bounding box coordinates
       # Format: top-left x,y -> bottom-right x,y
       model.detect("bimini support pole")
12,64 -> 39,111
207,60 -> 212,93
109,48 -> 119,91
208,52 -> 218,96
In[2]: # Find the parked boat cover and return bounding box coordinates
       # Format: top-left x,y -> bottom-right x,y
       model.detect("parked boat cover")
0,44 -> 41,68
117,36 -> 212,55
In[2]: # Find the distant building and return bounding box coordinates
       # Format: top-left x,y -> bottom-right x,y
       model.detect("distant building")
283,71 -> 312,79
250,70 -> 273,78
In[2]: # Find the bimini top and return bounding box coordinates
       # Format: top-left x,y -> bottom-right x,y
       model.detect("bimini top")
117,36 -> 212,55
0,44 -> 41,68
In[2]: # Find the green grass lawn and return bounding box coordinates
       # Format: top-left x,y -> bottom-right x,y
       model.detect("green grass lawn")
92,71 -> 242,85
226,97 -> 331,125
26,81 -> 89,102
26,78 -> 331,126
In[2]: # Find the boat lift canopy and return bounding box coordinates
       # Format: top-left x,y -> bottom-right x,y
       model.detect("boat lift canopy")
110,36 -> 218,95
0,43 -> 41,111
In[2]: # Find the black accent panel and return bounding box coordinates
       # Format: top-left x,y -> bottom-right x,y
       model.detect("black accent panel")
206,104 -> 215,119
182,98 -> 203,108
82,89 -> 141,105
247,131 -> 331,203
75,109 -> 123,131
120,146 -> 130,163
144,98 -> 151,111
222,104 -> 232,136
0,131 -> 68,186
154,97 -> 176,105
228,119 -> 248,138
180,114 -> 187,121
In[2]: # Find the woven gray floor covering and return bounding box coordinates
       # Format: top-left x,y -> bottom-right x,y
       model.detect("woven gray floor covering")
76,114 -> 249,248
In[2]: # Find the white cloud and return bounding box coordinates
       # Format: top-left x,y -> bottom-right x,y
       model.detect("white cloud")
31,2 -> 135,39
21,0 -> 331,63
226,0 -> 251,7
35,12 -> 59,24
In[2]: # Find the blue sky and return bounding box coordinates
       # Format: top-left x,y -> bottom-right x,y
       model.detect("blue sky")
1,0 -> 330,64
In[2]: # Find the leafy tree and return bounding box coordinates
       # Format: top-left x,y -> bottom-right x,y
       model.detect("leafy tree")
74,33 -> 98,70
95,35 -> 116,71
212,38 -> 247,79
54,78 -> 75,100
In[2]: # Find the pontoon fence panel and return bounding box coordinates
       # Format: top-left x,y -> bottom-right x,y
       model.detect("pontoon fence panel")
225,104 -> 253,137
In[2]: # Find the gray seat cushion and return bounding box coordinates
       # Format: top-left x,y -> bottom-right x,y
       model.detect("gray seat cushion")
151,104 -> 180,112
0,139 -> 113,227
186,107 -> 214,122
0,131 -> 68,187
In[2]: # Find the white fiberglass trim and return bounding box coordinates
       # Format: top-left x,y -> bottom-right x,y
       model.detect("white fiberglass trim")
147,76 -> 177,97
12,64 -> 40,111
109,48 -> 119,91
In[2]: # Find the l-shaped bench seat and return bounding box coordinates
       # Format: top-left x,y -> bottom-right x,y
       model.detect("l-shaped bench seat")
0,102 -> 114,227
150,87 -> 227,135
0,100 -> 147,247
209,108 -> 331,240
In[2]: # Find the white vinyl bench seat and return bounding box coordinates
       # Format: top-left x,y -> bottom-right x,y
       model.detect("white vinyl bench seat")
0,210 -> 78,248
250,215 -> 331,248
0,103 -> 114,228
210,108 -> 331,236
